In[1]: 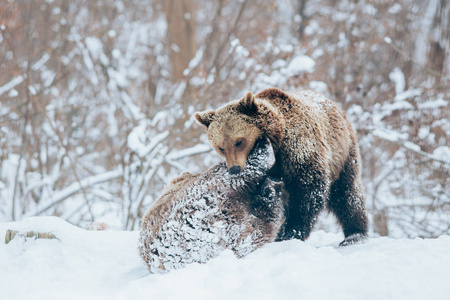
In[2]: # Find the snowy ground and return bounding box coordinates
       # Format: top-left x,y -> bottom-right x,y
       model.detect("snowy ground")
1,217 -> 449,300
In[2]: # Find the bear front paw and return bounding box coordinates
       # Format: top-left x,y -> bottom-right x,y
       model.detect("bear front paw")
281,229 -> 304,241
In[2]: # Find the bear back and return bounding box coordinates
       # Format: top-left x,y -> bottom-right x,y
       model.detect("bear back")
139,138 -> 287,273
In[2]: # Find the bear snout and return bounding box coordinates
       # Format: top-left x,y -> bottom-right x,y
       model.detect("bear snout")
229,166 -> 242,174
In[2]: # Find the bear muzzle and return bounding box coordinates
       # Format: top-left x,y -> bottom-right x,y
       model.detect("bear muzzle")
228,165 -> 242,174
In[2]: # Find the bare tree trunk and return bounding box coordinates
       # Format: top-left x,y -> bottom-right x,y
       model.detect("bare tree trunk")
426,0 -> 448,84
163,0 -> 197,80
296,0 -> 309,41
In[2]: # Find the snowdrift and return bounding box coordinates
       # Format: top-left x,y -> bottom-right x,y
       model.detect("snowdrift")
1,217 -> 449,300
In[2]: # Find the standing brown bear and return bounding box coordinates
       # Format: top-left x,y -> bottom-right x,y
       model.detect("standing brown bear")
195,88 -> 368,246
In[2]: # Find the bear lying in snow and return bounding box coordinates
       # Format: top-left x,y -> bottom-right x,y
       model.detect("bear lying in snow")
139,137 -> 287,273
195,88 -> 369,246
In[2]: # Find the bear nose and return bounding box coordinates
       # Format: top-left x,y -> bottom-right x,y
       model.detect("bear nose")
229,166 -> 241,174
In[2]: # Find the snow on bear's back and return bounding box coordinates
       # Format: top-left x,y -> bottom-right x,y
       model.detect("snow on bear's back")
138,137 -> 285,273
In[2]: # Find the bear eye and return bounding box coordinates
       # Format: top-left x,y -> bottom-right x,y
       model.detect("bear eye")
218,147 -> 225,153
235,140 -> 242,147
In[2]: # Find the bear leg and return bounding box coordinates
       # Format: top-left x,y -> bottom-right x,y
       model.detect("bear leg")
281,176 -> 328,241
328,152 -> 369,245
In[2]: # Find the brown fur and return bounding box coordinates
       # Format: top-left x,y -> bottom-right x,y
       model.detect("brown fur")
195,88 -> 368,245
195,92 -> 285,172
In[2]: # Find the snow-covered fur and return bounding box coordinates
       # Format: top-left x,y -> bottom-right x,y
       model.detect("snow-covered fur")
139,138 -> 287,273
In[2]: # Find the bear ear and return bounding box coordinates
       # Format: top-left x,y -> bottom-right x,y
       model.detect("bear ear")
237,92 -> 258,115
195,110 -> 215,127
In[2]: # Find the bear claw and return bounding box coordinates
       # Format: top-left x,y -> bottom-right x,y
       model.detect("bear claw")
339,233 -> 368,247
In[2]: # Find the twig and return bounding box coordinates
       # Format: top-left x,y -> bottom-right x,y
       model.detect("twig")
35,168 -> 123,216
371,128 -> 450,166
384,37 -> 449,80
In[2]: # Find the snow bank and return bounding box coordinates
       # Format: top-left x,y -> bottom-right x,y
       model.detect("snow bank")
1,217 -> 449,300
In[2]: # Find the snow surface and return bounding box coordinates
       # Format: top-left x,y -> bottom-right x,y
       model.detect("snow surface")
1,217 -> 449,300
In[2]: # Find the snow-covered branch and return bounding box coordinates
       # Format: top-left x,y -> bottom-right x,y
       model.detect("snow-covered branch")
0,76 -> 25,96
166,144 -> 212,161
372,128 -> 450,166
35,168 -> 123,216
165,144 -> 212,171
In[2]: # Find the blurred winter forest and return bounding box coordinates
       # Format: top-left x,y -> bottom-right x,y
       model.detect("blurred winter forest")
0,0 -> 448,237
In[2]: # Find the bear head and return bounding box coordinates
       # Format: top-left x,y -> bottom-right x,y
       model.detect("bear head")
195,91 -> 285,174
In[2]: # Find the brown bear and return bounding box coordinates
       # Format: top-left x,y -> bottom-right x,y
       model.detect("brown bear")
139,137 -> 287,273
195,88 -> 368,246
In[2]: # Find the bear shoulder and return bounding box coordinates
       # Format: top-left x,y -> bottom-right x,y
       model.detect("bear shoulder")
255,87 -> 291,102
255,88 -> 297,110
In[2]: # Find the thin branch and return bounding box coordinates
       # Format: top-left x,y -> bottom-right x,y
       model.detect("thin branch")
371,128 -> 450,166
208,0 -> 248,76
34,168 -> 123,216
384,37 -> 449,80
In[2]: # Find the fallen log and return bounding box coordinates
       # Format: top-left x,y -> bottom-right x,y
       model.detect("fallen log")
5,229 -> 58,244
